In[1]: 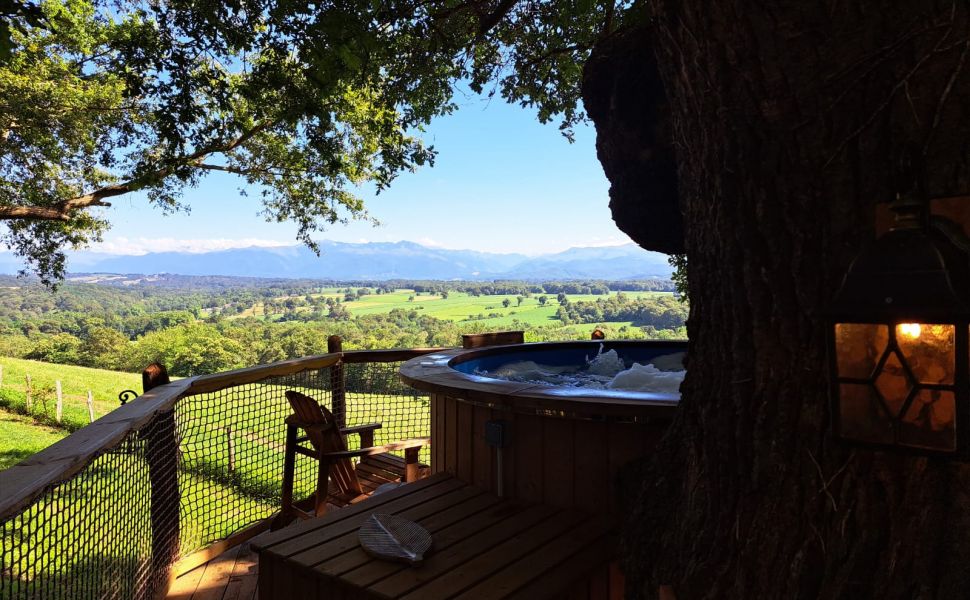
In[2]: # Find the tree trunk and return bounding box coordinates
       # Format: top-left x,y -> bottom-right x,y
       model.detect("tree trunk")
585,2 -> 970,598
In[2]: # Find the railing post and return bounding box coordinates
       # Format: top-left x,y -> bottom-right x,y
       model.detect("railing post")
328,335 -> 346,429
141,363 -> 180,599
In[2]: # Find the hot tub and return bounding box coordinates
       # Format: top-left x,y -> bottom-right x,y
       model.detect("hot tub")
399,340 -> 686,513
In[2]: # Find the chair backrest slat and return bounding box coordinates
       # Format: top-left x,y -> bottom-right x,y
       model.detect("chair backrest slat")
287,391 -> 326,424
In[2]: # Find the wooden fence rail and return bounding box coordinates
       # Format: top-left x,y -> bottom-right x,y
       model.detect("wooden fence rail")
0,344 -> 443,522
0,343 -> 444,600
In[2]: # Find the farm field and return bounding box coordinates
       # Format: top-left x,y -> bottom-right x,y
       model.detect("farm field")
235,288 -> 669,328
346,290 -> 659,331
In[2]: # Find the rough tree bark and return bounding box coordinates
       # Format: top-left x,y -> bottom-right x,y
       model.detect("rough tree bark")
584,2 -> 970,599
582,26 -> 683,255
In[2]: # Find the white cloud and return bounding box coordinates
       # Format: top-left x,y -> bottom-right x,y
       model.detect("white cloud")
87,237 -> 293,255
416,236 -> 444,248
568,235 -> 632,249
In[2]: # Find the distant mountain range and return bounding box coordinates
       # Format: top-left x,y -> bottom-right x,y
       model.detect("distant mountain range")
0,240 -> 673,281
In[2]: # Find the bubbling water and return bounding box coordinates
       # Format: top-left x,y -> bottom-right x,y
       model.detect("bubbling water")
475,345 -> 686,394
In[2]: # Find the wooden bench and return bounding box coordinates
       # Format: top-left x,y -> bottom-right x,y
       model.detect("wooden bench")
253,473 -> 621,599
462,331 -> 525,349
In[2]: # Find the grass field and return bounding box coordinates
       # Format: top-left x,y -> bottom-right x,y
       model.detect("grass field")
0,356 -> 143,430
0,409 -> 67,470
233,288 -> 668,329
350,289 -> 663,324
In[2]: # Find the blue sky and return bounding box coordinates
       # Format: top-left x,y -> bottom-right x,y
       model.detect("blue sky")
90,91 -> 631,256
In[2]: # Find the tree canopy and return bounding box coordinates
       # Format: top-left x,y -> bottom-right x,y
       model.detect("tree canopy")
0,0 -> 634,284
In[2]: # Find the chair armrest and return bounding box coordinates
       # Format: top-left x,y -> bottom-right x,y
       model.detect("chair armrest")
319,437 -> 431,460
290,421 -> 384,445
340,423 -> 382,436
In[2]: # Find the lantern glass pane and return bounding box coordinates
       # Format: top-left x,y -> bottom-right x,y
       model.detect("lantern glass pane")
874,352 -> 913,417
835,323 -> 888,379
900,389 -> 956,451
895,324 -> 956,385
839,383 -> 893,444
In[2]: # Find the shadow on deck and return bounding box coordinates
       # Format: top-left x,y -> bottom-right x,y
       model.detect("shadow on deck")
167,540 -> 261,600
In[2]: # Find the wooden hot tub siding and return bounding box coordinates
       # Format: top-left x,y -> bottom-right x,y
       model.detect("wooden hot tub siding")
430,393 -> 668,513
402,343 -> 683,600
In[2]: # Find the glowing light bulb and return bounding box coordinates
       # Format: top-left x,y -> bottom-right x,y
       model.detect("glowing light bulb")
899,323 -> 922,339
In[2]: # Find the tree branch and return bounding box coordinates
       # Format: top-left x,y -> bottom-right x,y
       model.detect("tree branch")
521,45 -> 584,69
428,0 -> 519,38
0,120 -> 274,222
196,163 -> 308,177
477,0 -> 519,37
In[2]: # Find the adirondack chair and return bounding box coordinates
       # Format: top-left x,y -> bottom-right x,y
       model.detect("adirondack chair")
278,390 -> 430,524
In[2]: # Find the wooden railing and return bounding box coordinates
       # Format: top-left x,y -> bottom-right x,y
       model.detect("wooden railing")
0,345 -> 443,600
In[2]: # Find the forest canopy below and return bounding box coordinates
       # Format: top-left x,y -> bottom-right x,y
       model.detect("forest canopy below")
0,275 -> 685,376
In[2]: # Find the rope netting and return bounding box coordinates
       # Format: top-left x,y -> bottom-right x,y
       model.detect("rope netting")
0,353 -> 432,599
0,417 -> 173,600
344,360 -> 431,465
175,367 -> 333,556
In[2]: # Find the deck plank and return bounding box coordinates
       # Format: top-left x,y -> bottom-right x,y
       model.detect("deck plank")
251,474 -> 619,600
193,545 -> 241,600
504,533 -> 618,600
368,504 -> 556,598
319,490 -> 504,585
254,473 -> 455,552
454,516 -> 616,600
291,485 -> 486,567
166,541 -> 266,600
223,543 -> 260,600
399,510 -> 586,600
166,561 -> 207,600
264,477 -> 465,559
339,503 -> 530,591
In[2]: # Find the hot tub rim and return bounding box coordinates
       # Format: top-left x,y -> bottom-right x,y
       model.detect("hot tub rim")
399,340 -> 686,420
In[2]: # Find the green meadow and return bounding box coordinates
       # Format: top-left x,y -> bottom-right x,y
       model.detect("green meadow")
352,289 -> 661,321
346,290 -> 661,330
0,357 -> 144,430
236,288 -> 667,327
0,411 -> 67,470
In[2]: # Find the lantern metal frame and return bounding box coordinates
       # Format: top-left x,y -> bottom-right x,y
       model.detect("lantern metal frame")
828,198 -> 970,459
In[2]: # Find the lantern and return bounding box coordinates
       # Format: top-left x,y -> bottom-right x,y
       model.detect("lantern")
829,195 -> 970,458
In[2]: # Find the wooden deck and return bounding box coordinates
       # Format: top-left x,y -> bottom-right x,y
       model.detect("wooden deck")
166,541 -> 260,600
165,454 -> 430,600
253,473 -> 621,599
166,474 -> 620,600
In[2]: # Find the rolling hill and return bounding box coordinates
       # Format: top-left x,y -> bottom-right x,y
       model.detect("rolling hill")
2,240 -> 673,280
